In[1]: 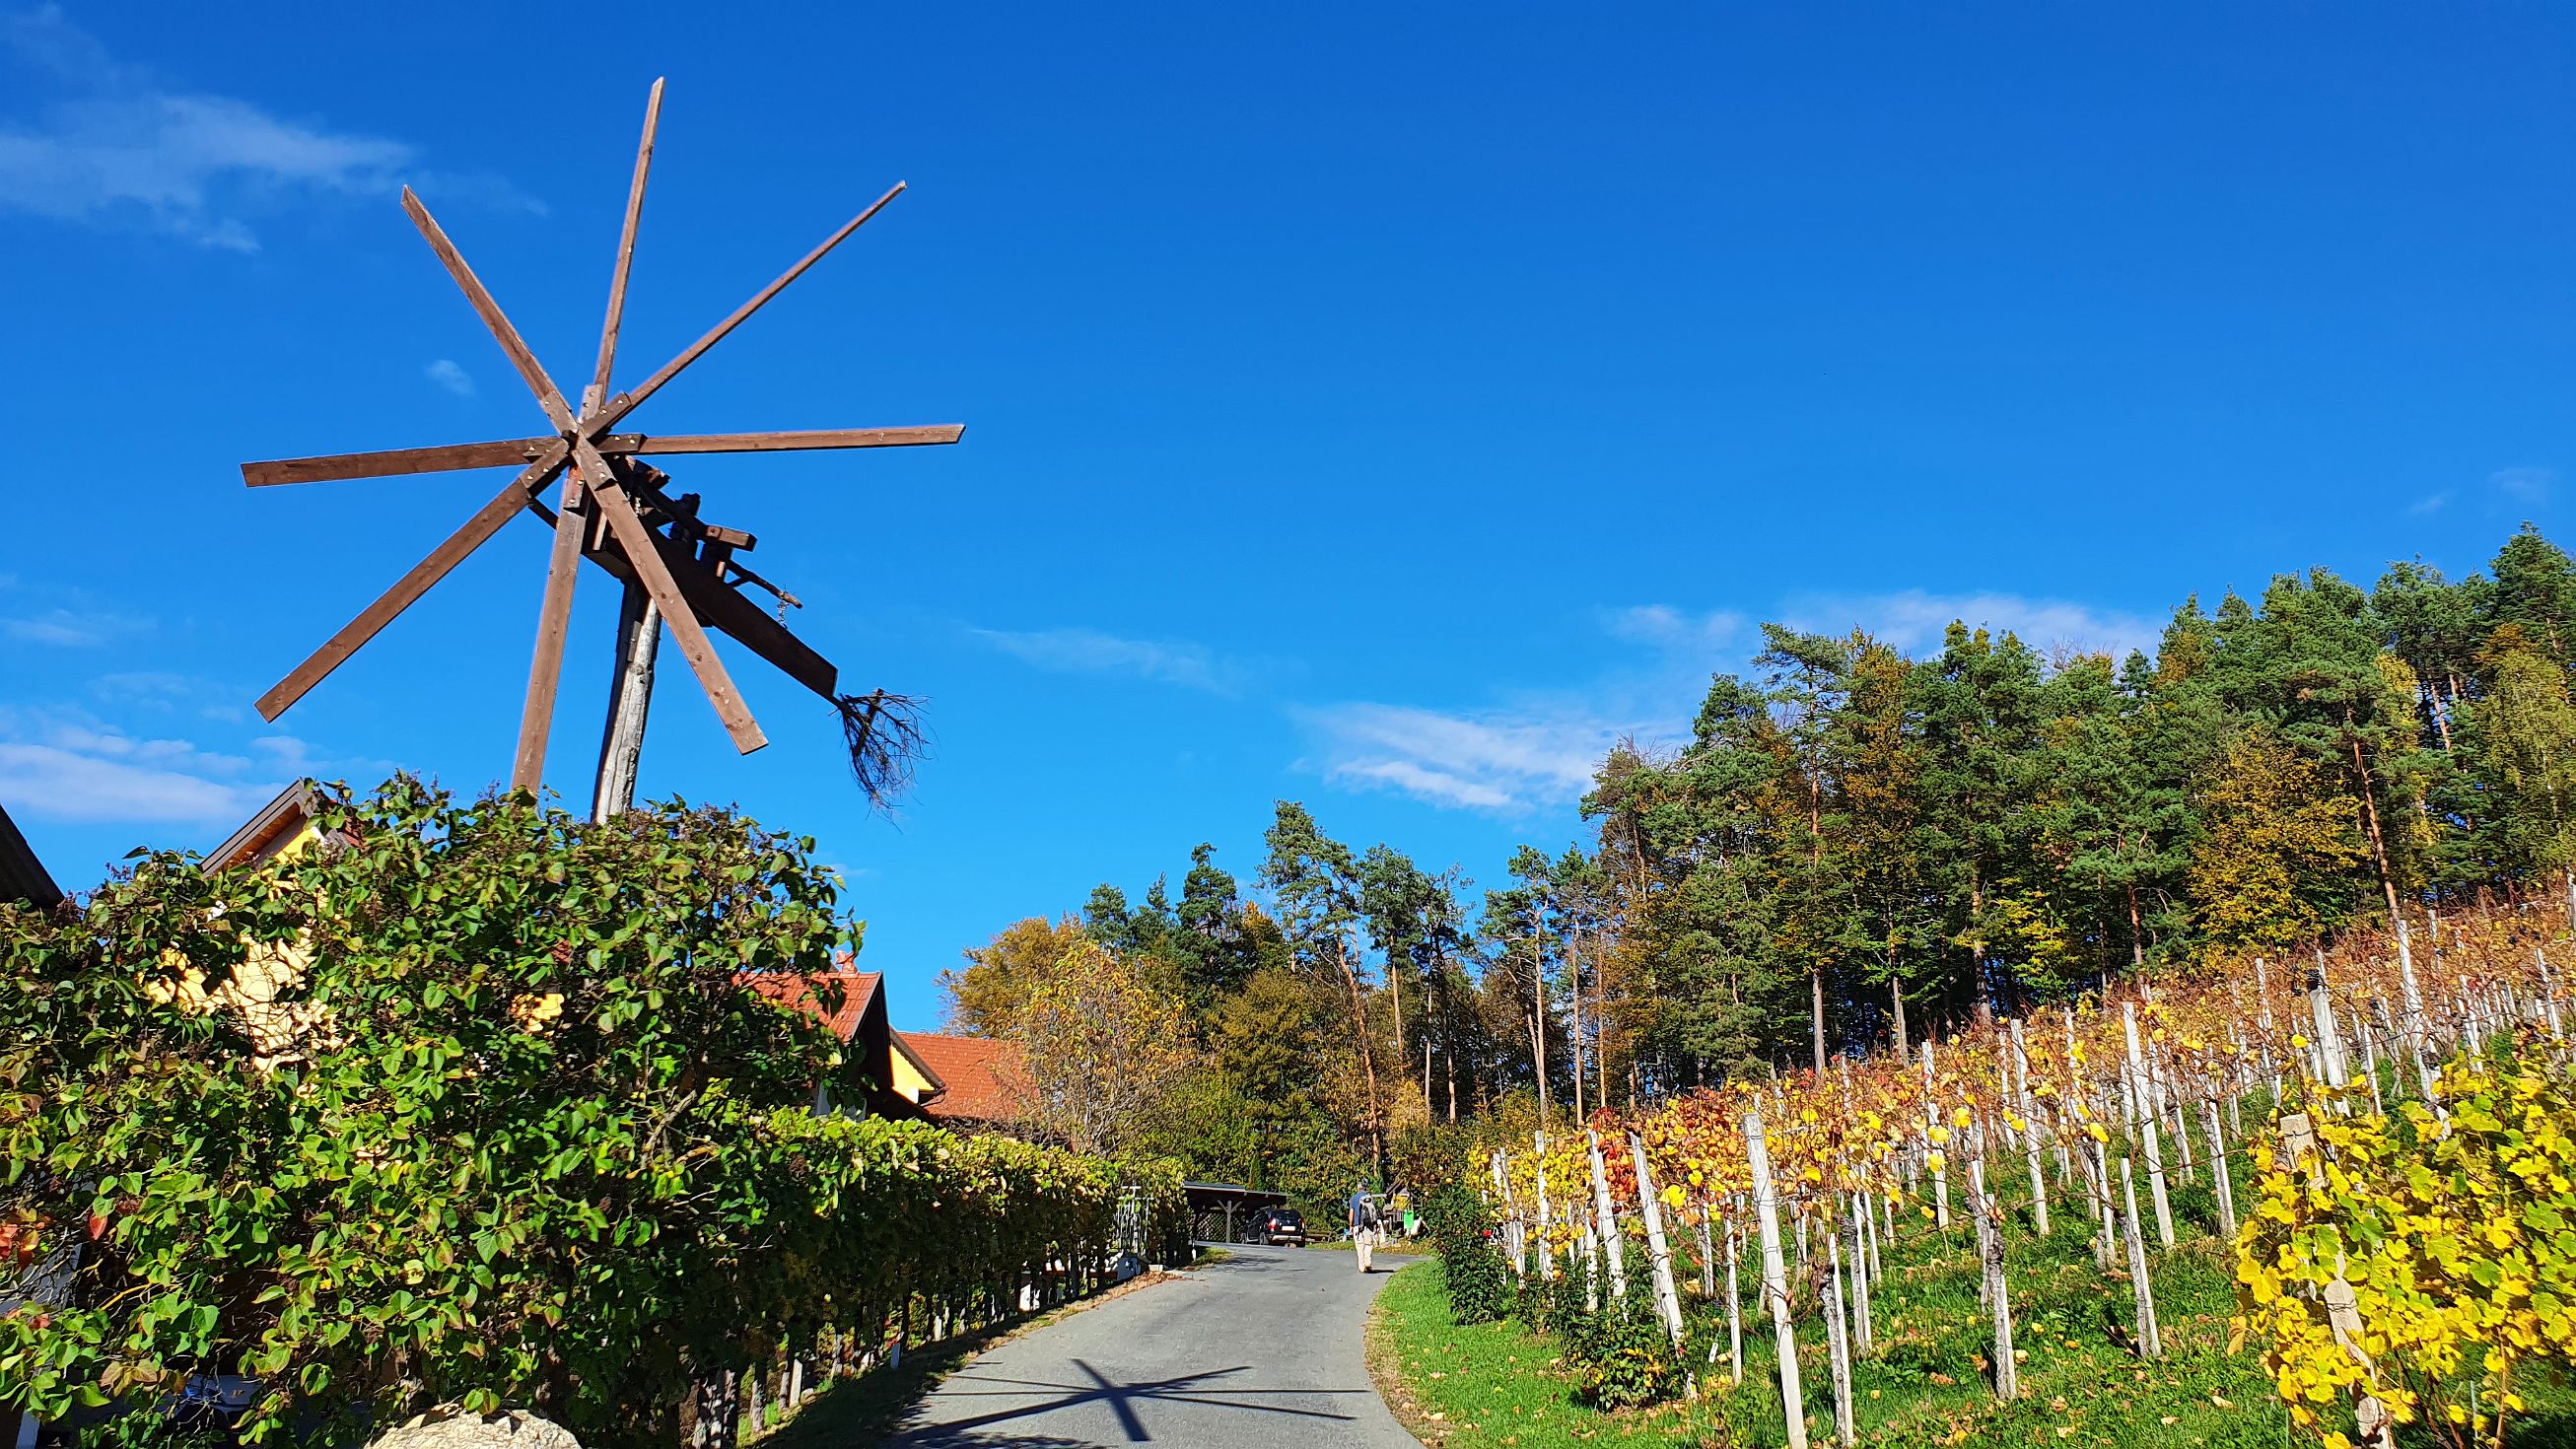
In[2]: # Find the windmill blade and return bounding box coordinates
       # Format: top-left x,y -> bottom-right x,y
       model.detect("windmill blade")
241,426 -> 958,489
590,181 -> 906,434
401,186 -> 579,432
588,78 -> 664,413
510,467 -> 593,794
624,425 -> 965,456
243,438 -> 561,488
576,439 -> 767,754
255,454 -> 566,721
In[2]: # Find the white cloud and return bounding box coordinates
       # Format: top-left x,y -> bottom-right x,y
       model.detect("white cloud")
1297,701 -> 1623,815
0,708 -> 283,826
968,624 -> 1245,695
4,606 -> 149,647
89,669 -> 246,721
2492,466 -> 2555,505
0,6 -> 531,250
425,358 -> 474,397
1779,589 -> 2160,661
2408,491 -> 2452,516
1601,604 -> 1744,652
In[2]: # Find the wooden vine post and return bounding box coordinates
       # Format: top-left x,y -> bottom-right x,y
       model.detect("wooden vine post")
2199,1072 -> 2238,1238
1921,1042 -> 1951,1228
2010,1017 -> 2050,1235
1585,1130 -> 1630,1300
1534,1131 -> 1556,1280
1969,1155 -> 2018,1400
1725,1212 -> 1745,1384
2122,1003 -> 2177,1247
1845,1190 -> 1874,1352
1627,1132 -> 1688,1345
2118,1156 -> 2163,1358
1745,1112 -> 1809,1449
1822,1220 -> 1857,1448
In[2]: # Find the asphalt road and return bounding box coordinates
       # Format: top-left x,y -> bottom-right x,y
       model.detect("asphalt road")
887,1243 -> 1421,1448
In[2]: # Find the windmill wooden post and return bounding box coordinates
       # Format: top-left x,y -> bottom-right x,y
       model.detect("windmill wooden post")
240,81 -> 958,813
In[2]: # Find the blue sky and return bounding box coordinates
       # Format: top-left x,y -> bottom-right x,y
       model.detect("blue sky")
4,3 -> 2572,1029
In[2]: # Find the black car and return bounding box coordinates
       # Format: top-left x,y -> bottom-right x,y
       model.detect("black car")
1253,1208 -> 1307,1245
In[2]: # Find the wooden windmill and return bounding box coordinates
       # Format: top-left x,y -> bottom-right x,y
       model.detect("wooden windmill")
240,80 -> 953,814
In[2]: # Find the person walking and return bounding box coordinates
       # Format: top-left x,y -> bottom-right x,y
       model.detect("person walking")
1349,1186 -> 1375,1273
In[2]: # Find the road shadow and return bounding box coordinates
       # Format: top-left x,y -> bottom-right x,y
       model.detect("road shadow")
892,1359 -> 1376,1445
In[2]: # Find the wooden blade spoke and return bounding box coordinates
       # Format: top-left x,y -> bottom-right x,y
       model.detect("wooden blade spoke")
624,425 -> 965,456
243,437 -> 559,488
575,440 -> 767,754
255,452 -> 566,721
591,181 -> 906,433
241,427 -> 955,488
401,186 -> 579,433
588,78 -> 664,415
510,468 -> 592,794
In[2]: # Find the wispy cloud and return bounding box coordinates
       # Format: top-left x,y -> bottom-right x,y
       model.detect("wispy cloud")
424,358 -> 474,397
89,669 -> 248,722
0,707 -> 285,826
1297,700 -> 1626,816
0,5 -> 532,250
1600,604 -> 1744,653
4,606 -> 150,647
2492,466 -> 2555,505
1779,588 -> 2160,660
1303,585 -> 2165,816
968,624 -> 1246,696
2408,491 -> 2452,516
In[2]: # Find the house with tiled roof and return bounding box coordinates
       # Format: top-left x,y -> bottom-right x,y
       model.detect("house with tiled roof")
741,963 -> 943,1121
896,1031 -> 1032,1130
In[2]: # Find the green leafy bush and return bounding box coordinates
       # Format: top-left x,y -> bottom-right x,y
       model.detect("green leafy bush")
0,779 -> 1187,1449
1422,1186 -> 1509,1324
1562,1277 -> 1684,1411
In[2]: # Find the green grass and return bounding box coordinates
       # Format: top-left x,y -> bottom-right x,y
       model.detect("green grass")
1368,1147 -> 2576,1449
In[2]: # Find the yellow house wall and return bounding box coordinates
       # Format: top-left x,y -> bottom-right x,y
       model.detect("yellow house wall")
890,1043 -> 938,1106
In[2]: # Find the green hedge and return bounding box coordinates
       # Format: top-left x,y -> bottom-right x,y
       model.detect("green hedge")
0,780 -> 1186,1449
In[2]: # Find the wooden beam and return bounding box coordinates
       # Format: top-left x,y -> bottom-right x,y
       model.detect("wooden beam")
591,181 -> 906,433
401,186 -> 579,432
255,455 -> 566,722
510,467 -> 592,795
575,528 -> 836,701
242,426 -> 959,488
626,425 -> 965,455
576,440 -> 767,754
588,78 -> 663,412
243,438 -> 559,488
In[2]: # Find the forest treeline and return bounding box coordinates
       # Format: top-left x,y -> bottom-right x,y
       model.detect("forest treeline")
939,522 -> 2576,1209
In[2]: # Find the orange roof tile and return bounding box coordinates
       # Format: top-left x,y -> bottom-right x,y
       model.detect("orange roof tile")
740,969 -> 881,1042
900,1032 -> 1030,1123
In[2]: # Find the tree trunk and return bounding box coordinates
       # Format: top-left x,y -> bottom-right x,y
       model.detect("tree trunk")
1335,934 -> 1384,1176
1811,965 -> 1829,1073
1596,935 -> 1612,1110
591,580 -> 661,822
1529,934 -> 1549,1123
1969,866 -> 1987,1023
1570,929 -> 1585,1124
2345,709 -> 2405,928
1891,961 -> 1910,1065
1389,938 -> 1406,1071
